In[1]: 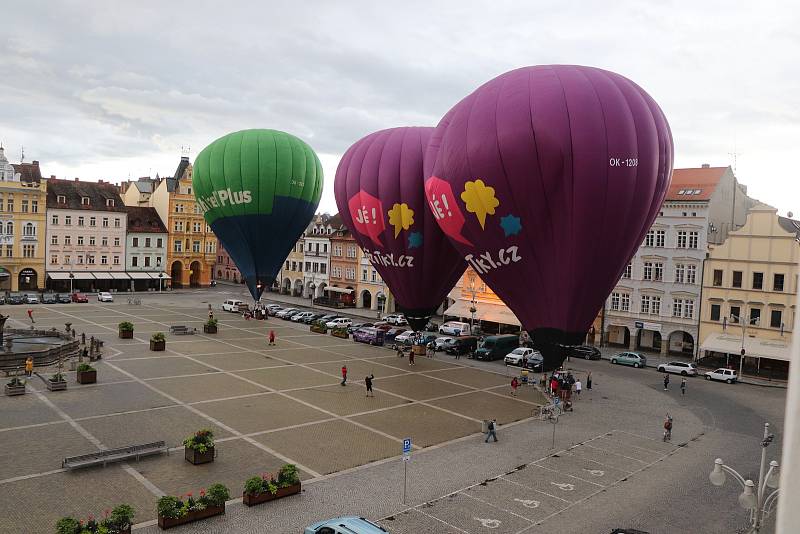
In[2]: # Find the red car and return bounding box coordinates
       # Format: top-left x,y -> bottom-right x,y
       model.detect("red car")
71,292 -> 89,303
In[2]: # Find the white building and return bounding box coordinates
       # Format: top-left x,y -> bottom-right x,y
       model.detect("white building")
302,214 -> 340,299
124,206 -> 168,291
603,165 -> 755,356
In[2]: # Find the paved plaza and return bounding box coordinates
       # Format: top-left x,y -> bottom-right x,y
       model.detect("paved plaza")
0,294 -> 546,533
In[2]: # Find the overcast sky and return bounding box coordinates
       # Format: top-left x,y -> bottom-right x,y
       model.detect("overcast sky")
2,1 -> 798,215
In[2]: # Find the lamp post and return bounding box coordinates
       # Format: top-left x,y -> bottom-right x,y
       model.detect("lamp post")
309,279 -> 316,309
728,313 -> 760,377
709,422 -> 780,533
158,273 -> 163,293
467,270 -> 477,336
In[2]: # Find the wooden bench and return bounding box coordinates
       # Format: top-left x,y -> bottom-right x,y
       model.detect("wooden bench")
169,325 -> 196,335
62,440 -> 168,469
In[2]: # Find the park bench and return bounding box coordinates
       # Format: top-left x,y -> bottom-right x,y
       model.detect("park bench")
169,325 -> 196,335
62,440 -> 168,469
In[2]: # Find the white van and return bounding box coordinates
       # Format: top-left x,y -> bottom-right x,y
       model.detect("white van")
439,321 -> 471,336
326,317 -> 352,329
222,299 -> 244,312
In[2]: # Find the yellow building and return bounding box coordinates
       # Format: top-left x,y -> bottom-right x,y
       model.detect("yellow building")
148,157 -> 217,287
445,267 -> 521,333
699,204 -> 798,379
0,149 -> 47,291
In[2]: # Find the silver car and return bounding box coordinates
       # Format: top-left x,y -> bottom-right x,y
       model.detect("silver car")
657,361 -> 697,376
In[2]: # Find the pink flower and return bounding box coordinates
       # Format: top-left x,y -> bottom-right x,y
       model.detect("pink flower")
187,492 -> 193,497
200,488 -> 206,496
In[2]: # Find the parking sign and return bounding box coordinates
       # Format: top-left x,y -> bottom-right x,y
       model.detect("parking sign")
403,438 -> 412,454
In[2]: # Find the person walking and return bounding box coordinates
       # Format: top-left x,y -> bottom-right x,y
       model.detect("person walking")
408,350 -> 415,366
663,414 -> 673,442
485,419 -> 498,443
25,356 -> 33,377
510,376 -> 519,396
365,373 -> 374,397
586,371 -> 593,390
268,330 -> 275,346
680,377 -> 687,396
575,379 -> 582,397
27,308 -> 34,324
663,373 -> 670,391
341,365 -> 347,386
550,376 -> 559,397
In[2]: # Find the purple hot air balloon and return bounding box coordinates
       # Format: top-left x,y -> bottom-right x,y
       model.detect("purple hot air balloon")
335,127 -> 466,331
425,65 -> 673,370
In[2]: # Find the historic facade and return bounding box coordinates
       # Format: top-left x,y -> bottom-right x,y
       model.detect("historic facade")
356,246 -> 395,315
215,242 -> 242,283
0,149 -> 47,292
302,214 -> 338,299
328,227 -> 358,306
698,204 -> 798,379
124,206 -> 168,291
445,267 -> 521,334
148,157 -> 217,288
280,240 -> 305,296
45,178 -> 128,292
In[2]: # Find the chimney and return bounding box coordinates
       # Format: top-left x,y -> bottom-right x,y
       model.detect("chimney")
74,177 -> 79,181
701,163 -> 710,168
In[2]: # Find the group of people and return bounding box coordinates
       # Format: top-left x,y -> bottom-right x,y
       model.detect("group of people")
663,373 -> 687,395
339,365 -> 376,397
545,370 -> 588,401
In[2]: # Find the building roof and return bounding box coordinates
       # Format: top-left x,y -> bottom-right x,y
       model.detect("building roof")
167,156 -> 190,192
778,216 -> 800,239
665,166 -> 729,201
46,178 -> 126,212
12,160 -> 43,184
124,206 -> 167,233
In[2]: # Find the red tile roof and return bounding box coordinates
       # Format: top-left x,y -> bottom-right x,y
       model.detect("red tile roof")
665,166 -> 728,201
124,206 -> 167,233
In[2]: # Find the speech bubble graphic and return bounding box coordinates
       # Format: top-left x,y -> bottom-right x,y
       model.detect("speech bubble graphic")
348,190 -> 386,246
424,176 -> 473,246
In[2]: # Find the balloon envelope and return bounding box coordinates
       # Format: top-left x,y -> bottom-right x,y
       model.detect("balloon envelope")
193,129 -> 323,300
425,65 -> 673,369
335,127 -> 465,331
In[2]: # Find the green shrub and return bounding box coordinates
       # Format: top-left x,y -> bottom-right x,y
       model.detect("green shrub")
205,483 -> 230,506
157,496 -> 181,519
56,516 -> 80,534
108,504 -> 134,529
183,429 -> 214,453
244,476 -> 264,496
7,377 -> 25,387
150,332 -> 165,342
205,317 -> 218,327
50,373 -> 65,382
76,363 -> 95,373
55,504 -> 134,533
118,321 -> 134,332
278,464 -> 300,487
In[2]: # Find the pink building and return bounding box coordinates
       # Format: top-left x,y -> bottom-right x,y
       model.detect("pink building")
214,242 -> 241,283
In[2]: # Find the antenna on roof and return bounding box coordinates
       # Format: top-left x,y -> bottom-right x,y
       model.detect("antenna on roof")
727,137 -> 740,174
20,145 -> 24,163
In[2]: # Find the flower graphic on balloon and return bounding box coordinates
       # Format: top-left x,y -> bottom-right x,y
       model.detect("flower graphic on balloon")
461,179 -> 500,229
388,202 -> 415,238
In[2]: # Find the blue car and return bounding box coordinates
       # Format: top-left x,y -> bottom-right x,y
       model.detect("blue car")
304,516 -> 388,534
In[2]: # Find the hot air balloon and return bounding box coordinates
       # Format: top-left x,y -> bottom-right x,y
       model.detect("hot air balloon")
335,127 -> 466,332
425,65 -> 673,370
193,129 -> 323,301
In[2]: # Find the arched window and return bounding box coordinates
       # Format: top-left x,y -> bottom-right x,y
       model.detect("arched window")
5,222 -> 12,235
23,223 -> 35,236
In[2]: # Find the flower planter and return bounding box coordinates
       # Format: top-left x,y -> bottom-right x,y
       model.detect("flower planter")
157,505 -> 224,530
331,330 -> 349,339
77,369 -> 97,384
4,384 -> 26,396
243,482 -> 301,507
150,340 -> 166,351
203,324 -> 218,334
47,379 -> 67,392
118,330 -> 134,339
310,325 -> 327,334
185,446 -> 214,465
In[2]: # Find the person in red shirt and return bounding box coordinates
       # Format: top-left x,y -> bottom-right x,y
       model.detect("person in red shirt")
550,376 -> 559,397
27,309 -> 34,324
510,376 -> 519,396
341,365 -> 347,386
268,330 -> 275,346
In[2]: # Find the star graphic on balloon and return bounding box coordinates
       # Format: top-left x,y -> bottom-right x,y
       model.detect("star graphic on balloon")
408,231 -> 423,249
500,214 -> 522,237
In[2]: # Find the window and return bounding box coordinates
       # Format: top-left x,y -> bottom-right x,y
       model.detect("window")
51,235 -> 58,245
87,255 -> 95,265
654,262 -> 663,281
31,200 -> 38,213
305,262 -> 311,272
622,263 -> 632,279
175,204 -> 183,213
52,215 -> 58,225
101,237 -> 108,246
334,245 -> 342,256
6,196 -> 12,211
23,244 -> 35,258
750,308 -> 761,324
774,274 -> 785,292
677,231 -> 687,248
114,218 -> 120,228
50,254 -> 58,265
156,238 -> 163,248
652,296 -> 661,315
106,199 -> 115,207
132,256 -> 138,267
732,271 -> 742,288
4,221 -> 11,235
89,217 -> 96,227
100,255 -> 108,265
675,264 -> 685,283
655,230 -> 665,247
610,293 -> 620,311
89,236 -> 95,246
371,269 -> 377,282
285,261 -> 290,270
362,268 -> 368,281
643,262 -> 653,280
323,243 -> 328,253
64,236 -> 71,245
192,240 -> 201,253
641,295 -> 651,314
710,304 -> 721,321
684,299 -> 694,318
57,195 -> 66,204
144,256 -> 150,267
673,299 -> 683,317
81,197 -> 90,206
174,221 -> 183,232
686,265 -> 697,284
132,237 -> 139,247
78,216 -> 84,227
77,236 -> 84,245
730,306 -> 740,322
752,272 -> 763,290
320,264 -> 327,274
21,199 -> 28,213
114,237 -> 120,247
620,293 -> 630,312
644,230 -> 654,247
102,217 -> 108,228
77,255 -> 83,264
23,223 -> 35,236
688,231 -> 698,249
145,238 -> 151,248
156,256 -> 161,266
347,246 -> 356,258
65,215 -> 72,226
771,310 -> 782,328
5,245 -> 11,257
315,243 -> 320,254
710,269 -> 722,286
174,241 -> 183,252
64,255 -> 70,265
192,222 -> 201,232
113,255 -> 120,265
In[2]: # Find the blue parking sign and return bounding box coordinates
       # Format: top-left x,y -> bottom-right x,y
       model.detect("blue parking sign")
403,438 -> 412,454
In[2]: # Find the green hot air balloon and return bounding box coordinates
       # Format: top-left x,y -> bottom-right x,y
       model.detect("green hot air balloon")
193,129 -> 323,300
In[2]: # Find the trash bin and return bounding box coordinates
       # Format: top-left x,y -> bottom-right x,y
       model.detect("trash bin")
521,368 -> 529,384
481,419 -> 490,433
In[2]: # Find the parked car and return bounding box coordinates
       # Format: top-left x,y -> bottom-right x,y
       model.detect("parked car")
97,292 -> 114,302
319,314 -> 340,323
7,293 -> 23,304
326,317 -> 352,329
384,327 -> 408,343
657,361 -> 698,376
445,336 -> 479,356
439,321 -> 472,336
222,299 -> 244,312
57,293 -> 72,304
348,322 -> 373,333
0,295 -> 4,305
292,311 -> 315,322
567,345 -> 602,360
266,304 -> 282,311
425,320 -> 439,332
610,352 -> 647,368
523,353 -> 545,371
41,293 -> 57,304
374,322 -> 393,332
304,516 -> 388,534
22,293 -> 40,304
276,308 -> 299,319
504,347 -> 541,366
705,368 -> 738,384
353,327 -> 385,346
304,313 -> 327,324
392,331 -> 415,346
71,292 -> 89,303
433,336 -> 457,351
416,333 -> 438,347
384,314 -> 408,326
475,335 -> 519,361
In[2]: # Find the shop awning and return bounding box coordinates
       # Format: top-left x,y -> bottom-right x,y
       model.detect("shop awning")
444,299 -> 521,327
325,286 -> 354,294
50,272 -> 97,280
128,272 -> 154,280
153,272 -> 171,279
701,332 -> 791,362
47,272 -> 73,280
91,272 -> 114,280
109,272 -> 131,280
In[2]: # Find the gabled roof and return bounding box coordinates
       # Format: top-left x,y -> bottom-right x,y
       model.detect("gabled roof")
778,216 -> 800,239
46,178 -> 126,212
666,166 -> 729,201
12,161 -> 43,184
124,206 -> 167,233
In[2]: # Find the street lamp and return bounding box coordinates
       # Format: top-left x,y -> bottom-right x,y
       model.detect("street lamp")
158,273 -> 163,293
727,313 -> 760,377
467,270 -> 477,335
709,422 -> 780,533
308,279 -> 316,309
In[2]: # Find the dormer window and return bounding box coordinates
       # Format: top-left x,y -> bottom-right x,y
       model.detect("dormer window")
106,198 -> 115,207
81,197 -> 90,206
57,195 -> 66,203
